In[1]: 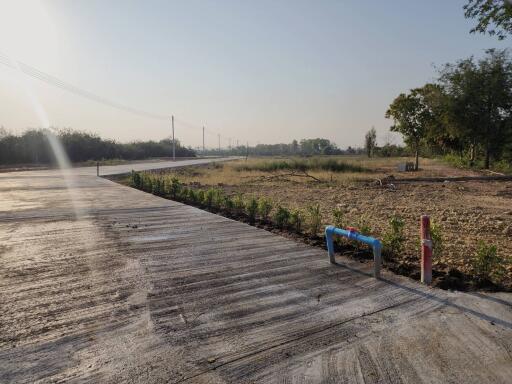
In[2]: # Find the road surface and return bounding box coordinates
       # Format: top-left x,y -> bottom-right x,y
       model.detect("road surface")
0,159 -> 511,383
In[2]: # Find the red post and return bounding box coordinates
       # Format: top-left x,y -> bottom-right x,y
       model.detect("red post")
420,215 -> 432,285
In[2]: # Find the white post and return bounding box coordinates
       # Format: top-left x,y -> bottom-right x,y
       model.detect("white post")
172,115 -> 175,161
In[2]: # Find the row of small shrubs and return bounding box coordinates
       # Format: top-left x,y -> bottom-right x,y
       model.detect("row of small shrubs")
131,171 -> 504,286
131,171 -> 326,235
235,157 -> 369,173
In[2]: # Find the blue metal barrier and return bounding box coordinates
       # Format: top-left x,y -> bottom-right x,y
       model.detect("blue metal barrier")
325,225 -> 382,278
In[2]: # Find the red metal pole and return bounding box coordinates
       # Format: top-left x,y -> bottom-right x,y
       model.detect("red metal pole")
420,215 -> 432,285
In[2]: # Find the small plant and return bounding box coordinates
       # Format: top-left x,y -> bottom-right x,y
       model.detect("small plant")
257,198 -> 273,221
245,197 -> 258,223
197,189 -> 205,205
233,193 -> 245,213
169,177 -> 182,199
430,221 -> 443,258
357,215 -> 372,236
212,189 -> 225,210
382,216 -> 406,259
224,196 -> 235,211
307,204 -> 322,236
273,206 -> 290,228
290,209 -> 305,233
188,188 -> 199,204
130,171 -> 142,189
152,177 -> 164,196
180,187 -> 190,202
204,188 -> 216,208
332,207 -> 344,229
471,241 -> 504,283
142,174 -> 152,193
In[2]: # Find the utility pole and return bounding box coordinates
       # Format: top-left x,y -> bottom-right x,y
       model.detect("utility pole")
202,126 -> 205,155
171,115 -> 175,161
229,138 -> 231,152
246,141 -> 249,160
218,134 -> 221,154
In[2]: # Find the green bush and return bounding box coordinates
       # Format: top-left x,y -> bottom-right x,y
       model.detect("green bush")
224,196 -> 235,211
180,187 -> 190,202
204,188 -> 216,208
307,204 -> 322,236
430,221 -> 443,258
332,207 -> 344,229
357,215 -> 372,236
212,189 -> 225,209
169,177 -> 182,199
471,241 -> 504,283
290,209 -> 305,233
273,206 -> 291,228
245,197 -> 258,223
257,198 -> 273,221
197,189 -> 205,205
233,193 -> 245,213
130,171 -> 142,189
382,216 -> 406,259
187,188 -> 199,204
141,174 -> 152,192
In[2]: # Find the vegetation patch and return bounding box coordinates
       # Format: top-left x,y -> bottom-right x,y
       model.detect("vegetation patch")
235,157 -> 369,173
116,160 -> 512,292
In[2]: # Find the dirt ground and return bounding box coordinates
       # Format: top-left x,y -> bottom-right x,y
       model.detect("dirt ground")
136,157 -> 512,290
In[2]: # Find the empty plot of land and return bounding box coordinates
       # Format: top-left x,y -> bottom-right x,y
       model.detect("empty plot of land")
0,164 -> 511,383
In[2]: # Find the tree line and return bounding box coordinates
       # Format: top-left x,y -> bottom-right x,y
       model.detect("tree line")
201,138 -> 366,157
0,128 -> 196,165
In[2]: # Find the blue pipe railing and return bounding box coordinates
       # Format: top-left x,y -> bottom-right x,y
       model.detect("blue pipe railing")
325,225 -> 382,278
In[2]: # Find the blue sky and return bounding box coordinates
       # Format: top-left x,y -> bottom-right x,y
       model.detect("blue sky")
0,0 -> 509,148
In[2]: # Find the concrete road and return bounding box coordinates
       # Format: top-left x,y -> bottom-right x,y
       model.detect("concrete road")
0,160 -> 511,383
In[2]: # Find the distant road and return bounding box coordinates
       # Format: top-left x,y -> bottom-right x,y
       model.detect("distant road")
2,156 -> 238,177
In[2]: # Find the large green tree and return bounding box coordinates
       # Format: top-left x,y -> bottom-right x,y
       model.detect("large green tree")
464,0 -> 512,40
385,85 -> 442,170
439,49 -> 512,168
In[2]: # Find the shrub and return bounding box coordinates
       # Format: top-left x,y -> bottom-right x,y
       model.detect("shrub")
471,241 -> 504,283
430,221 -> 443,258
224,196 -> 235,211
257,198 -> 273,221
212,189 -> 225,210
169,177 -> 182,199
197,189 -> 205,205
204,188 -> 216,208
142,174 -> 152,192
233,193 -> 245,213
357,215 -> 372,236
130,171 -> 142,189
332,207 -> 344,228
290,209 -> 305,233
382,216 -> 406,259
307,204 -> 322,236
180,187 -> 190,202
273,206 -> 290,228
188,188 -> 199,204
245,197 -> 258,223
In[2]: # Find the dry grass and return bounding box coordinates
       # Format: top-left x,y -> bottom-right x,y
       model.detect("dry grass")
162,156 -> 478,186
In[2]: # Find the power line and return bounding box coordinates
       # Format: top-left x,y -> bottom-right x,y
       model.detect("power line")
0,51 -> 248,149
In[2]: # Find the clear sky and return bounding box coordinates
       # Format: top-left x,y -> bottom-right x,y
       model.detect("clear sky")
0,0 -> 509,148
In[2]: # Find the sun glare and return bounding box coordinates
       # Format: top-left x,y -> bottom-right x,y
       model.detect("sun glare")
0,0 -> 59,66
